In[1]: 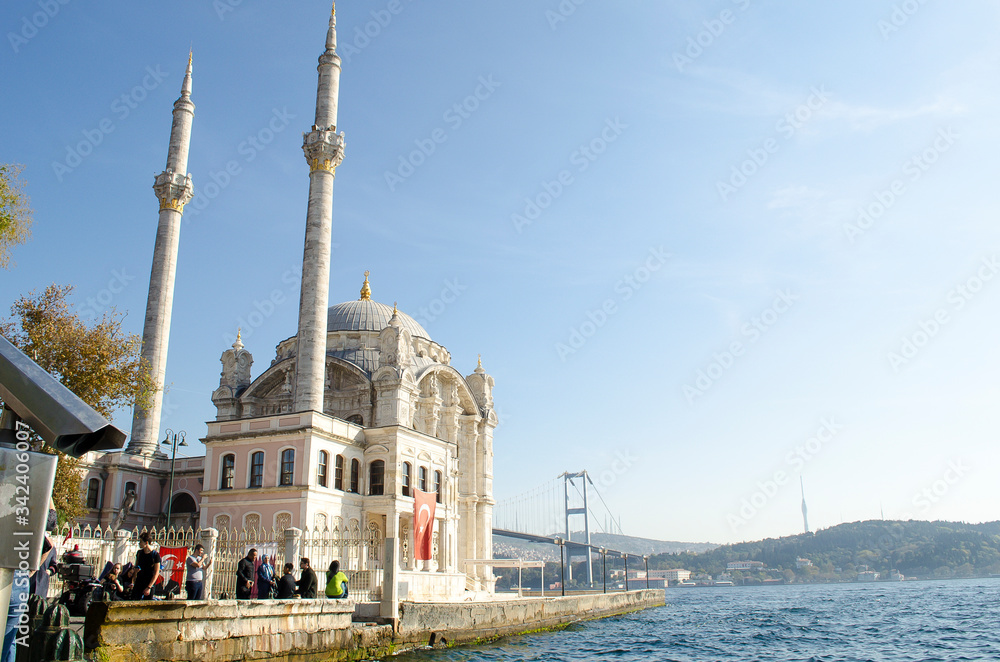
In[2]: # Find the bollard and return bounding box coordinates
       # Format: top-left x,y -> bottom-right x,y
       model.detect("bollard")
29,604 -> 84,662
15,595 -> 47,662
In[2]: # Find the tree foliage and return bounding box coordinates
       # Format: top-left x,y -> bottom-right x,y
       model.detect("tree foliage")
0,163 -> 33,269
1,284 -> 155,523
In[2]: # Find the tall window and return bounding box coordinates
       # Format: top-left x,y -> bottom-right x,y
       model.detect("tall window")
369,460 -> 385,496
335,455 -> 345,490
349,459 -> 360,493
221,454 -> 235,490
124,481 -> 137,498
401,462 -> 412,497
280,449 -> 295,486
433,470 -> 442,504
318,451 -> 329,487
86,478 -> 101,508
249,451 -> 264,488
419,466 -> 428,492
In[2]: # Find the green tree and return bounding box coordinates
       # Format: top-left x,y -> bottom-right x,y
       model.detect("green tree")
1,284 -> 155,523
0,163 -> 33,269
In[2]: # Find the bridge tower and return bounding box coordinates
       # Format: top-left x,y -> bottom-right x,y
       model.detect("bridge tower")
562,471 -> 594,587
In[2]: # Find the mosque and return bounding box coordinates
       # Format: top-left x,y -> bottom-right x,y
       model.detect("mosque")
75,5 -> 498,592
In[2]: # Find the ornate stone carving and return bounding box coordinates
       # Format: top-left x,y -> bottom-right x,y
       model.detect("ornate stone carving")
153,169 -> 194,212
302,129 -> 345,173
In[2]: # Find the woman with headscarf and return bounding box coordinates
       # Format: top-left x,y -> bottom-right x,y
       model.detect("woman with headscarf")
257,554 -> 276,599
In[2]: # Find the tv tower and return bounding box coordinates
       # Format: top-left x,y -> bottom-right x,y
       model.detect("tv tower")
800,476 -> 810,534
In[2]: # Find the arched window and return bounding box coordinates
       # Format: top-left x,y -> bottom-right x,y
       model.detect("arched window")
350,458 -> 360,493
419,466 -> 428,492
318,451 -> 329,487
221,454 -> 236,490
280,448 -> 295,486
433,470 -> 442,504
124,481 -> 137,500
335,455 -> 345,490
249,451 -> 264,488
401,462 -> 412,497
368,460 -> 385,496
170,493 -> 197,513
86,478 -> 101,509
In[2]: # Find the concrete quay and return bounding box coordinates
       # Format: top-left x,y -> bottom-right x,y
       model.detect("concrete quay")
84,590 -> 665,661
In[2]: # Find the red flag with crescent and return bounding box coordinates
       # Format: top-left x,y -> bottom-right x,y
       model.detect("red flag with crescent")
158,546 -> 188,586
413,488 -> 436,561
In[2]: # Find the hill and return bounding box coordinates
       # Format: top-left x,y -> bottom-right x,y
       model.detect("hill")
494,531 -> 717,562
650,520 -> 1000,581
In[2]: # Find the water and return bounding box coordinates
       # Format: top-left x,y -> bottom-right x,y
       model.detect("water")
389,579 -> 1000,661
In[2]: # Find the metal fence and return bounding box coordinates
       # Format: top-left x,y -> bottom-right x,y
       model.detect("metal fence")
47,522 -> 384,602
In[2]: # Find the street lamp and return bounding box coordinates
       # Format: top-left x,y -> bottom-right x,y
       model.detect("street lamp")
600,548 -> 607,594
644,555 -> 649,589
623,553 -> 629,592
554,537 -> 565,597
161,429 -> 187,531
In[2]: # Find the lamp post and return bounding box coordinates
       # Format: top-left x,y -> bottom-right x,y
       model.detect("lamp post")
554,537 -> 565,596
161,429 -> 187,530
600,548 -> 607,594
644,555 -> 649,589
623,553 -> 629,592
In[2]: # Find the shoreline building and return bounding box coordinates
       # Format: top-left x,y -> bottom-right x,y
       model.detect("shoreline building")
76,4 -> 498,595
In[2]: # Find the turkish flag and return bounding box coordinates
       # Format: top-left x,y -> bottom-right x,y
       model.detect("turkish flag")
413,488 -> 437,561
159,546 -> 188,586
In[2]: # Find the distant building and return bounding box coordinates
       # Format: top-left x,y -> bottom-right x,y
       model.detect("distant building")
727,561 -> 765,571
659,569 -> 691,582
795,557 -> 813,569
857,570 -> 879,582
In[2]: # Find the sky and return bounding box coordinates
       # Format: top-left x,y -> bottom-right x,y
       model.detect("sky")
2,1 -> 1000,545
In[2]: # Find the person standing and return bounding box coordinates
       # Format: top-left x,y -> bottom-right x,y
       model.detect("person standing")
185,544 -> 210,600
325,560 -> 349,599
296,558 -> 317,598
257,554 -> 276,599
276,563 -> 297,599
130,532 -> 162,600
236,549 -> 257,599
29,535 -> 58,599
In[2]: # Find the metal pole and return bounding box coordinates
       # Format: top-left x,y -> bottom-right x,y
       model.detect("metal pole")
601,549 -> 606,594
163,430 -> 185,531
558,539 -> 565,597
645,556 -> 649,590
624,554 -> 629,592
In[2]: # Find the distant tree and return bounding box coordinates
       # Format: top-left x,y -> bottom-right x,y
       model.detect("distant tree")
1,284 -> 154,523
0,163 -> 33,269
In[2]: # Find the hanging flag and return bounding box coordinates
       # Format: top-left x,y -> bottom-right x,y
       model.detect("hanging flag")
159,546 -> 189,586
413,488 -> 437,561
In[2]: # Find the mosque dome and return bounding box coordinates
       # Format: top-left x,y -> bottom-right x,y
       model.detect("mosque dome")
326,272 -> 430,340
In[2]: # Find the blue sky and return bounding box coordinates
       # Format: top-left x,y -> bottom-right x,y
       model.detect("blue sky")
3,1 -> 999,544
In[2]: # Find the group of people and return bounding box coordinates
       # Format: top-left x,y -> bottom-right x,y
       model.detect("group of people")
235,549 -> 348,600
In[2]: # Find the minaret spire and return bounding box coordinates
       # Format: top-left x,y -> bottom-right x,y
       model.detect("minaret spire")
127,54 -> 196,455
801,477 -> 810,534
293,5 -> 346,413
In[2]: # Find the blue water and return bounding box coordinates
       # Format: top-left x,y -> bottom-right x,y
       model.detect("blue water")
389,579 -> 1000,661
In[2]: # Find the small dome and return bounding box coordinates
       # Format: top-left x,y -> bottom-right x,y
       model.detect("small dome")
327,299 -> 430,340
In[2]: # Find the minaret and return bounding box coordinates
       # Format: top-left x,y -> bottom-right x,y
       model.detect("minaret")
127,53 -> 195,455
293,3 -> 346,413
800,476 -> 810,534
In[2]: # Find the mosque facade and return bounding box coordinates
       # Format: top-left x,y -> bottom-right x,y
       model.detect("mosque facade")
75,4 -> 498,592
